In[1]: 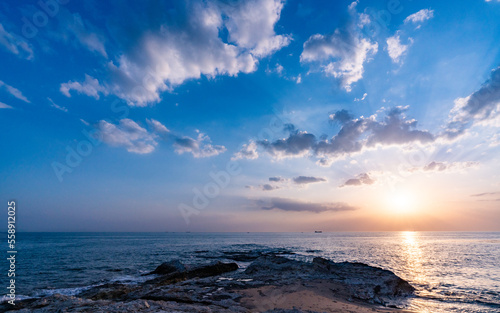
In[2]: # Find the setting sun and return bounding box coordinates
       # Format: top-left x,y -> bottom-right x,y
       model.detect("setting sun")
388,191 -> 416,214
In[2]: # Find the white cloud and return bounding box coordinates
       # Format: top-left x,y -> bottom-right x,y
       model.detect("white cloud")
146,119 -> 170,134
95,118 -> 225,158
60,74 -> 108,99
404,9 -> 434,24
296,74 -> 302,84
232,140 -> 259,160
0,80 -> 30,103
96,119 -> 158,154
300,3 -> 378,92
354,92 -> 367,101
63,0 -> 289,106
0,102 -> 12,109
0,23 -> 33,60
221,0 -> 291,57
386,35 -> 413,63
410,161 -> 479,173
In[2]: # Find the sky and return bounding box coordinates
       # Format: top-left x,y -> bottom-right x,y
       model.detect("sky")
0,0 -> 499,232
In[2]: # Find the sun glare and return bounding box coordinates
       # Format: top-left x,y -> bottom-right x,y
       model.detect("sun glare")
387,191 -> 416,214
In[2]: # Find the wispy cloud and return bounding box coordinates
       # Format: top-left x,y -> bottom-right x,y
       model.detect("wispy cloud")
0,80 -> 30,103
409,161 -> 479,173
96,119 -> 158,154
0,23 -> 33,60
60,74 -> 108,100
293,176 -> 327,185
48,98 -> 68,112
0,101 -> 13,109
404,9 -> 434,24
257,197 -> 356,213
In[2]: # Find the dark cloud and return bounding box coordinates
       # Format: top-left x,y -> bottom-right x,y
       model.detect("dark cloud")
269,176 -> 285,182
444,67 -> 500,139
366,106 -> 434,147
293,176 -> 327,184
329,109 -> 354,125
340,173 -> 374,187
471,191 -> 500,197
258,198 -> 356,213
257,131 -> 316,159
253,106 -> 434,163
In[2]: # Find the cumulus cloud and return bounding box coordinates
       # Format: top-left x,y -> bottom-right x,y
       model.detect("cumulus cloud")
257,130 -> 316,159
386,34 -> 413,63
244,106 -> 434,165
173,132 -> 226,158
232,140 -> 259,160
257,197 -> 356,213
62,0 -> 290,106
0,80 -> 30,103
300,2 -> 378,92
340,173 -> 374,187
60,74 -> 108,99
0,102 -> 12,109
444,67 -> 500,139
404,9 -> 434,24
96,119 -> 158,154
293,176 -> 327,184
95,118 -> 225,157
0,23 -> 33,60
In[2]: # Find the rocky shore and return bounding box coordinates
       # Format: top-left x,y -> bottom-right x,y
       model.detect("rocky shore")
1,254 -> 415,312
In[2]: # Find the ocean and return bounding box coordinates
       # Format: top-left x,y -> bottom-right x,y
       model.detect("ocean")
1,232 -> 499,312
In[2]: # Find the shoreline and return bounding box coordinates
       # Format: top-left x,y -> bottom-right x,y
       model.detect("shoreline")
1,254 -> 416,312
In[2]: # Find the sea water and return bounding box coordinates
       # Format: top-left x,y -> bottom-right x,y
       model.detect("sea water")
1,231 -> 499,312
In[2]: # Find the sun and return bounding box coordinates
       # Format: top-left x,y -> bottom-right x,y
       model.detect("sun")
387,191 -> 416,214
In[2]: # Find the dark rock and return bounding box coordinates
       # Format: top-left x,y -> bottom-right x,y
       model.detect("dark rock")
147,259 -> 187,275
146,261 -> 238,286
78,282 -> 137,300
187,261 -> 239,278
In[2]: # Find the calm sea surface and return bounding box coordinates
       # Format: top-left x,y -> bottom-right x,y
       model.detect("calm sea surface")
1,232 -> 499,312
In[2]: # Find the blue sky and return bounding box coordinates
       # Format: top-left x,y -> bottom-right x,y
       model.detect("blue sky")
1,0 -> 499,232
